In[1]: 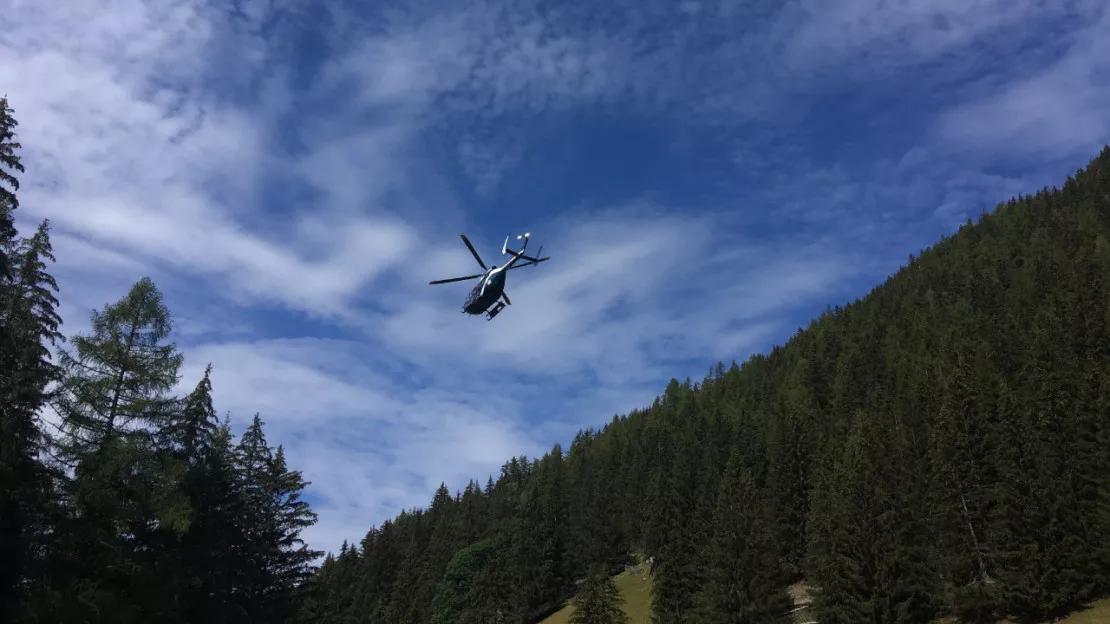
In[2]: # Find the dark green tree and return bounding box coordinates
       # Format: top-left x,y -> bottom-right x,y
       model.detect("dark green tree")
432,538 -> 497,624
159,368 -> 253,623
48,277 -> 190,623
236,414 -> 323,621
289,145 -> 1110,624
0,99 -> 63,623
696,450 -> 791,623
570,564 -> 628,624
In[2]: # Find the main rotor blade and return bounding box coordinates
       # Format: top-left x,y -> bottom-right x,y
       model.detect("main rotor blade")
507,256 -> 550,270
502,292 -> 511,305
460,234 -> 487,270
429,273 -> 483,285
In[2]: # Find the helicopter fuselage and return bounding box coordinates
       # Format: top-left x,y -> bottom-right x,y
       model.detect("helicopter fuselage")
463,267 -> 507,314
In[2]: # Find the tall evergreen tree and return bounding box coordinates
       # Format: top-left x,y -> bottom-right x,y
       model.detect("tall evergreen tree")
0,100 -> 63,623
0,96 -> 23,272
235,414 -> 322,621
806,408 -> 941,624
696,450 -> 791,624
160,368 -> 252,623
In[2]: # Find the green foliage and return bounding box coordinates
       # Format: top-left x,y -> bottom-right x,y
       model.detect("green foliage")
54,276 -> 184,460
570,565 -> 628,624
0,96 -> 322,624
696,450 -> 792,624
0,100 -> 63,622
4,88 -> 1110,624
296,147 -> 1110,624
432,538 -> 497,624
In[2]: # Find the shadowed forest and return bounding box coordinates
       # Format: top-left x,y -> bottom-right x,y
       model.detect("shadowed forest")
3,96 -> 1110,624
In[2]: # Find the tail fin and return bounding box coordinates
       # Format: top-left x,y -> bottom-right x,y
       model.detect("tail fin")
503,232 -> 531,257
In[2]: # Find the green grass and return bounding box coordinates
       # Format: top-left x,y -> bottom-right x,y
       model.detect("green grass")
540,565 -> 654,624
539,572 -> 1110,624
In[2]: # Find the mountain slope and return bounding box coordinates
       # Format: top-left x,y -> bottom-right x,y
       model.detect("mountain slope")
294,146 -> 1110,624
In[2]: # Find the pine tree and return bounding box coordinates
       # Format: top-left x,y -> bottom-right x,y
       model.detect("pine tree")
765,357 -> 817,582
570,565 -> 628,624
647,409 -> 702,624
415,482 -> 462,621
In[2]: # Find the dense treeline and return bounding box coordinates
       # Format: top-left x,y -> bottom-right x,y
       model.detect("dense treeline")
4,88 -> 1110,623
298,147 -> 1110,624
0,98 -> 322,622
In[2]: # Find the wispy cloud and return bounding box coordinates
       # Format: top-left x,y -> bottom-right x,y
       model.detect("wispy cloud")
5,0 -> 1108,554
934,3 -> 1110,164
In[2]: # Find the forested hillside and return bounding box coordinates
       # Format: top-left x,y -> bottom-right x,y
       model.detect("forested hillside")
1,100 -> 322,622
3,89 -> 1110,623
296,147 -> 1110,624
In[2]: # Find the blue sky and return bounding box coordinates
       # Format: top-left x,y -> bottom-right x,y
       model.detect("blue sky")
3,0 -> 1109,556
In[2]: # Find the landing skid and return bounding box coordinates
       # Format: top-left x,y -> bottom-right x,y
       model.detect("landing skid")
486,301 -> 506,320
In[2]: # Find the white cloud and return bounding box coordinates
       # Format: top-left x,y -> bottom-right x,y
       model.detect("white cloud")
177,338 -> 546,551
1,0 -> 422,323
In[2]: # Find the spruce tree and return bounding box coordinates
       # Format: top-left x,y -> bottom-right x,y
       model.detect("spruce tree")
696,450 -> 791,624
570,565 -> 628,624
0,96 -> 24,273
235,414 -> 322,621
806,409 -> 941,624
0,100 -> 62,622
647,409 -> 702,624
161,369 -> 251,623
765,358 -> 817,582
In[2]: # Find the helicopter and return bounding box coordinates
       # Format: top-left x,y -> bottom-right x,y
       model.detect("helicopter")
429,232 -> 550,320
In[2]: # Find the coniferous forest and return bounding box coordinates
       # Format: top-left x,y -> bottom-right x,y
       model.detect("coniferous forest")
3,92 -> 1110,624
1,98 -> 321,623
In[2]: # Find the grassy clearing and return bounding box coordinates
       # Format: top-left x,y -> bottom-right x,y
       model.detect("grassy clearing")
539,572 -> 1110,624
540,564 -> 654,624
1055,599 -> 1110,623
